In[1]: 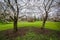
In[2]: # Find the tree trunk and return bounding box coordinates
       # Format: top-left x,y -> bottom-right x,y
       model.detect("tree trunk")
14,16 -> 18,32
41,12 -> 48,29
41,18 -> 46,29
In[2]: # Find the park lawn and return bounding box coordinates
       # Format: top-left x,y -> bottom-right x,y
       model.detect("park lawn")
0,21 -> 60,31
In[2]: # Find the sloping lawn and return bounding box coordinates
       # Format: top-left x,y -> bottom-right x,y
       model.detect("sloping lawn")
0,21 -> 60,31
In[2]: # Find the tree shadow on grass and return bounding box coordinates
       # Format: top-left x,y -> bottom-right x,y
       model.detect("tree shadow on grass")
0,27 -> 60,40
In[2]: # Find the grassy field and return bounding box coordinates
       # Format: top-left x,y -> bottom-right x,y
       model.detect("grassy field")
0,21 -> 60,31
0,21 -> 60,40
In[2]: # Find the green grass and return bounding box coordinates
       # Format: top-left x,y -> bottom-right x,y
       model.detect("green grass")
19,32 -> 59,40
7,31 -> 60,40
0,21 -> 60,40
0,21 -> 60,31
45,21 -> 60,31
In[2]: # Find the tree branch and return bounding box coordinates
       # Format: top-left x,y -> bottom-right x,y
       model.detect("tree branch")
4,0 -> 16,12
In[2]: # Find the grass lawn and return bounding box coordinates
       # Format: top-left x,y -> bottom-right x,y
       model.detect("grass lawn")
0,21 -> 60,40
15,31 -> 60,40
0,21 -> 60,31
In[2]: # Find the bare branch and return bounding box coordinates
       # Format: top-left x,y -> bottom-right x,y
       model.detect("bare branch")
4,0 -> 16,12
37,7 -> 43,12
43,0 -> 46,11
19,15 -> 26,18
10,16 -> 14,20
45,0 -> 50,7
47,0 -> 54,12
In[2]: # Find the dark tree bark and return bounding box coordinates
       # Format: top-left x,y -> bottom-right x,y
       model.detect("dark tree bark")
14,16 -> 18,32
41,12 -> 48,29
